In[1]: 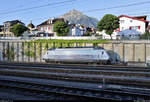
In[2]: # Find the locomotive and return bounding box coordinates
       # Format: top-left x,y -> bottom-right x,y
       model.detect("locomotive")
43,47 -> 118,64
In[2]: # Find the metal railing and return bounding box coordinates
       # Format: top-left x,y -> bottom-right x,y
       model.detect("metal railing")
0,42 -> 99,63
0,41 -> 149,64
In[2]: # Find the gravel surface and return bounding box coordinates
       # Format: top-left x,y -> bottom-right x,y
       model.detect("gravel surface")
0,88 -> 44,100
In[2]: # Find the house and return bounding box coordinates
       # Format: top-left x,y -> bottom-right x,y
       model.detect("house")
37,18 -> 68,37
116,15 -> 149,39
0,20 -> 25,37
98,15 -> 149,40
69,24 -> 86,36
86,27 -> 96,34
0,25 -> 4,37
118,15 -> 149,34
0,25 -> 3,32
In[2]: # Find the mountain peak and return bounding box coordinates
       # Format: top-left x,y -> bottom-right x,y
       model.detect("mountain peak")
61,9 -> 83,18
69,9 -> 82,14
60,9 -> 98,28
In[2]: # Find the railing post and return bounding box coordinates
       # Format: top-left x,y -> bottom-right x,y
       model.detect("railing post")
22,42 -> 24,62
17,42 -> 19,62
60,43 -> 63,48
46,42 -> 48,50
12,42 -> 14,62
102,43 -> 104,48
84,43 -> 86,47
7,42 -> 10,61
34,42 -> 36,63
76,43 -> 78,47
123,43 -> 125,63
2,42 -> 5,61
68,43 -> 70,47
112,43 -> 115,62
28,42 -> 30,62
40,42 -> 42,62
145,43 -> 147,63
93,43 -> 97,47
53,42 -> 55,49
133,43 -> 135,62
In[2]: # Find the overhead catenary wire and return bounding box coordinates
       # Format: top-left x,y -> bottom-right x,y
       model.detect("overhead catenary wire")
0,3 -> 69,22
0,0 -> 77,15
0,0 -> 149,16
1,0 -> 150,25
0,0 -> 49,12
83,0 -> 150,13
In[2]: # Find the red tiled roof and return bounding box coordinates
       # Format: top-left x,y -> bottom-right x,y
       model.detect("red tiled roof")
118,15 -> 149,23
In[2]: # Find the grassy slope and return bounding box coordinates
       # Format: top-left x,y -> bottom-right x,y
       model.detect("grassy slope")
30,39 -> 109,44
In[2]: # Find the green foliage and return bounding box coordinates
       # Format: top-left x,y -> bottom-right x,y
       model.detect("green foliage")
30,39 -> 108,44
53,21 -> 69,36
95,33 -> 101,36
24,50 -> 35,58
83,31 -> 92,36
97,14 -> 119,36
140,31 -> 150,39
10,24 -> 28,37
24,42 -> 35,58
6,46 -> 15,60
22,39 -> 109,60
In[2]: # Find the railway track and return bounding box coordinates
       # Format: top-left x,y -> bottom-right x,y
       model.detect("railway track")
0,62 -> 150,100
0,65 -> 150,88
0,62 -> 149,72
0,65 -> 150,77
0,75 -> 149,100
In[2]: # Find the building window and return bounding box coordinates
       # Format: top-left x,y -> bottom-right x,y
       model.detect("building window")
129,26 -> 140,30
5,24 -> 9,27
120,20 -> 125,23
41,27 -> 43,31
131,26 -> 134,30
46,27 -> 48,31
135,26 -> 139,30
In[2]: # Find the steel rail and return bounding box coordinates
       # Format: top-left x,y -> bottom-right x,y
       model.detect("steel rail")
0,65 -> 150,78
0,78 -> 149,100
0,62 -> 147,69
0,63 -> 149,72
0,69 -> 150,88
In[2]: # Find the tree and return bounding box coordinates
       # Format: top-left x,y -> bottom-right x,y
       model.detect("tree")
83,31 -> 92,36
53,21 -> 69,36
10,24 -> 28,37
97,14 -> 119,38
140,31 -> 150,39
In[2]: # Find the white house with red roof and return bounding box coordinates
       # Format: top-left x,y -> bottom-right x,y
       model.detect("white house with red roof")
97,15 -> 149,40
118,15 -> 149,34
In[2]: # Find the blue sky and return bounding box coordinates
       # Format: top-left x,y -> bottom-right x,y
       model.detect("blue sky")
0,0 -> 150,26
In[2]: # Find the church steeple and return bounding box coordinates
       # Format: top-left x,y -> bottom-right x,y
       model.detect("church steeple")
27,20 -> 35,28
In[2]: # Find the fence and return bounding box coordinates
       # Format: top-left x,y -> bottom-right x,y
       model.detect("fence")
0,42 -> 97,63
0,41 -> 150,63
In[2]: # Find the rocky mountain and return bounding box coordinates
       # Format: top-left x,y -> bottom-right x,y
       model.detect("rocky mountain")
60,9 -> 98,28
